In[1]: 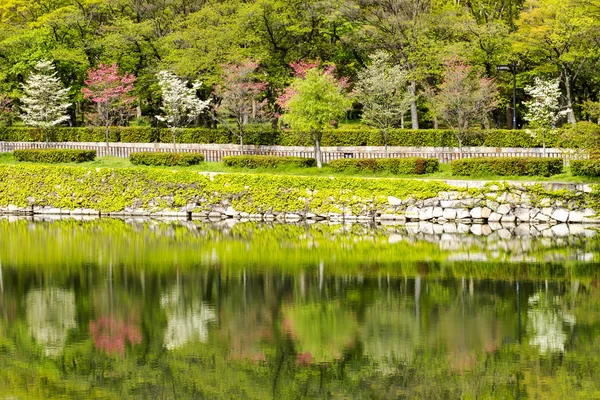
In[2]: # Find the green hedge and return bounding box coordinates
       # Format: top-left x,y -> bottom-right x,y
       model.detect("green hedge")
451,157 -> 564,177
571,160 -> 600,177
13,149 -> 96,163
279,128 -> 550,147
222,155 -> 316,169
328,157 -> 439,174
0,126 -> 563,148
129,152 -> 204,167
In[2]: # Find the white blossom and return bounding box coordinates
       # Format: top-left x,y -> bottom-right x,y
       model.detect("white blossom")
20,60 -> 72,143
523,77 -> 570,150
155,70 -> 211,147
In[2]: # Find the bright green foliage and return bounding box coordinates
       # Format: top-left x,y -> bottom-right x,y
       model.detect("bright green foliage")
328,157 -> 439,174
13,149 -> 96,163
280,68 -> 351,168
222,155 -> 316,169
571,160 -> 600,177
451,157 -> 563,177
0,164 -> 450,213
129,152 -> 204,167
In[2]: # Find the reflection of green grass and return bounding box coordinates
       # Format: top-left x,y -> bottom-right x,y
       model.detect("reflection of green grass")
1,152 -> 598,182
1,219 -> 599,281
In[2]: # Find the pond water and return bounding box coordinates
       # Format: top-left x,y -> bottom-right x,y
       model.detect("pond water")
1,218 -> 600,399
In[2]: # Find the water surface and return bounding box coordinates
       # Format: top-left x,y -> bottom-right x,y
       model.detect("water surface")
0,218 -> 599,399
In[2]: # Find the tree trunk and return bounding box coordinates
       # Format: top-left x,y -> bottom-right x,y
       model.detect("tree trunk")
433,116 -> 438,129
312,130 -> 323,168
409,81 -> 419,129
563,72 -> 577,126
382,129 -> 388,157
400,113 -> 405,130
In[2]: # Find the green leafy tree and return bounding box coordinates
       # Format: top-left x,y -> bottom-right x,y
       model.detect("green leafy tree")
354,51 -> 412,155
279,67 -> 351,168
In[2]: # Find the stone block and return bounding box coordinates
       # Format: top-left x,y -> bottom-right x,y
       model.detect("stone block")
501,214 -> 516,223
388,196 -> 402,206
405,206 -> 419,219
470,207 -> 482,219
551,208 -> 569,223
569,210 -> 584,223
514,208 -> 530,222
497,204 -> 511,215
419,207 -> 434,220
457,209 -> 471,220
432,207 -> 444,218
481,207 -> 492,219
442,208 -> 457,220
488,212 -> 502,222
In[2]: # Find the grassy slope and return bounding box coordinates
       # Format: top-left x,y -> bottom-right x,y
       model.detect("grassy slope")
0,152 -> 598,183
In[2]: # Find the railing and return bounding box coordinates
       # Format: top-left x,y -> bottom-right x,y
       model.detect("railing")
0,141 -> 587,164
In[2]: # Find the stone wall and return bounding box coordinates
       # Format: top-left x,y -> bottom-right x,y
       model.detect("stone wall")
2,179 -> 599,225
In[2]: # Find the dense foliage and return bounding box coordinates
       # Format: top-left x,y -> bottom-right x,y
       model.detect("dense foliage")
222,155 -> 316,169
13,149 -> 96,163
0,0 -> 597,137
451,157 -> 564,177
328,157 -> 439,174
571,160 -> 600,177
129,152 -> 204,167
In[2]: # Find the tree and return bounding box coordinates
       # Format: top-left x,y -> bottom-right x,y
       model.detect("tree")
523,77 -> 569,153
354,51 -> 412,155
431,59 -> 498,156
214,60 -> 269,147
513,0 -> 600,126
582,100 -> 600,124
20,60 -> 71,144
156,71 -> 211,148
279,67 -> 351,168
82,63 -> 136,146
0,95 -> 13,128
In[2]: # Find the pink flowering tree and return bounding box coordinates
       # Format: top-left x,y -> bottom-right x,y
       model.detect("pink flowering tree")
214,59 -> 269,147
82,63 -> 136,146
0,94 -> 13,127
430,58 -> 498,157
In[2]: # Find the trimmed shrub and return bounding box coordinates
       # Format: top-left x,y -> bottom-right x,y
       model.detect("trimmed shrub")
13,149 -> 96,163
222,155 -> 316,169
328,157 -> 439,174
571,160 -> 600,177
451,157 -> 563,177
129,152 -> 204,166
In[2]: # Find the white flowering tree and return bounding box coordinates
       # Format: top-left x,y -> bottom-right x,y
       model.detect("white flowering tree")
354,51 -> 412,156
20,60 -> 71,144
156,71 -> 211,148
524,77 -> 569,153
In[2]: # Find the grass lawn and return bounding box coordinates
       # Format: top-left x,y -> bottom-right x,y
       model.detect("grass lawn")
0,152 -> 598,184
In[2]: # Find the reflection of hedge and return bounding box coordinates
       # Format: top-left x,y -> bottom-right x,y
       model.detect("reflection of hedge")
328,157 -> 439,174
130,152 -> 204,167
13,149 -> 96,163
0,126 -> 564,147
451,157 -> 563,177
222,155 -> 316,169
571,160 -> 600,177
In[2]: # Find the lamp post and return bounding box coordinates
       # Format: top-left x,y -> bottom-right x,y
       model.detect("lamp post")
497,61 -> 517,129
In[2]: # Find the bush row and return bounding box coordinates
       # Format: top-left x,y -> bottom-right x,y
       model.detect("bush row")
328,157 -> 439,174
222,155 -> 316,169
13,149 -> 96,163
129,152 -> 204,167
451,157 -> 564,177
0,126 -> 586,148
571,160 -> 600,177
